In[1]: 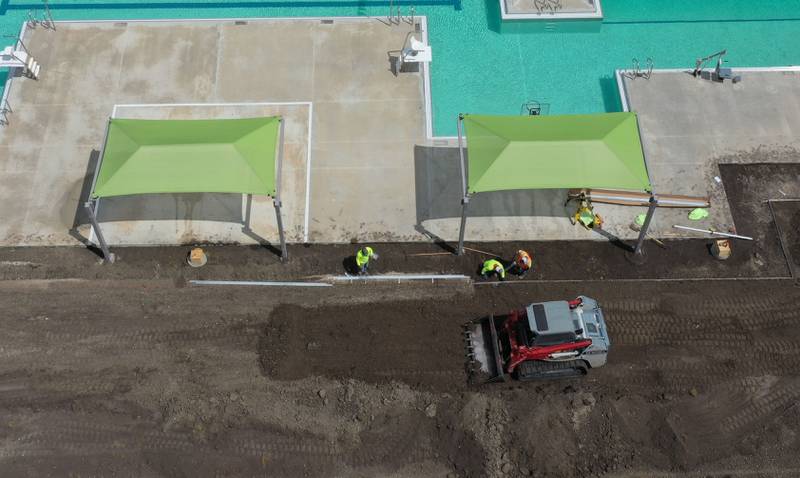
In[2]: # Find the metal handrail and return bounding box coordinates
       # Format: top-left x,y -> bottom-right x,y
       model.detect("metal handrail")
43,0 -> 55,30
623,57 -> 654,80
0,98 -> 11,125
398,30 -> 418,60
3,34 -> 30,56
693,49 -> 727,77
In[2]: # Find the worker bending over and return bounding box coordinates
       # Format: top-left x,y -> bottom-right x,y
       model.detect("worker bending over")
356,246 -> 378,275
508,249 -> 532,278
481,259 -> 506,281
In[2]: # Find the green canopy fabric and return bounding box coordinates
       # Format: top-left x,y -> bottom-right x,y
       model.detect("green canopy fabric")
92,117 -> 281,198
462,112 -> 651,194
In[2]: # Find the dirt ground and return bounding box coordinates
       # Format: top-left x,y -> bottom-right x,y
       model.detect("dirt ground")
0,162 -> 799,476
720,163 -> 800,279
769,200 -> 800,278
0,233 -> 789,285
0,278 -> 799,477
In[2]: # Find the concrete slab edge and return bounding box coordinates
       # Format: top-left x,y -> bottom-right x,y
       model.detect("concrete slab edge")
420,16 -> 434,140
619,66 -> 800,76
52,16 -> 404,24
614,69 -> 630,112
498,0 -> 603,20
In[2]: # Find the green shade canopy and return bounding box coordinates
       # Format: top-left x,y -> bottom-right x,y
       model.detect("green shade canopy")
91,117 -> 281,198
462,112 -> 651,194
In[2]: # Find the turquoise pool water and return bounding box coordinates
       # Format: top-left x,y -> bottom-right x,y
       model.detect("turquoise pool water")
1,0 -> 800,136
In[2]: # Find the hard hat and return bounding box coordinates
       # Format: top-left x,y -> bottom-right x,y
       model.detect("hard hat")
361,247 -> 370,256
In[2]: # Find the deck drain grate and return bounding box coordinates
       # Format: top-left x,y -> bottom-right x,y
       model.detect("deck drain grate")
114,22 -> 128,27
234,20 -> 248,26
321,19 -> 334,24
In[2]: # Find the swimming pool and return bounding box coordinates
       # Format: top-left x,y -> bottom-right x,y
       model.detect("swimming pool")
1,0 -> 800,136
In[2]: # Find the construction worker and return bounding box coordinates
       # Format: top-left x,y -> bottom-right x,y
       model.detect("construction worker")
567,191 -> 603,230
508,249 -> 533,278
572,199 -> 603,230
355,246 -> 378,275
480,258 -> 506,281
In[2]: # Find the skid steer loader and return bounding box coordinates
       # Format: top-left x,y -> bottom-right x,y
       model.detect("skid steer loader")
464,296 -> 610,382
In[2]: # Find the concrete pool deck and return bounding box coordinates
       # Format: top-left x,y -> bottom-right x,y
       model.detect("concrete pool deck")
619,68 -> 800,239
0,18 -> 431,247
2,18 -> 798,251
0,16 -> 647,250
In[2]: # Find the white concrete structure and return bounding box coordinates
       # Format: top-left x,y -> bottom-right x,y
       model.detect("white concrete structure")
499,0 -> 602,21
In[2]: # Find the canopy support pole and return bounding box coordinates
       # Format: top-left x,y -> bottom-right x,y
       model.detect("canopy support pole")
458,196 -> 469,256
273,200 -> 288,262
85,199 -> 114,263
456,113 -> 469,256
274,118 -> 288,262
633,194 -> 658,255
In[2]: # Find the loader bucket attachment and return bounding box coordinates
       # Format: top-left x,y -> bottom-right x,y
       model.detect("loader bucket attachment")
464,314 -> 507,383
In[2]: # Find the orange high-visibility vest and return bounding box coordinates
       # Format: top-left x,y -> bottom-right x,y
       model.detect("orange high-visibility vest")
514,250 -> 532,270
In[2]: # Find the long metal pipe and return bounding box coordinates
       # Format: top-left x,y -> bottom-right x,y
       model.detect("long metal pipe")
190,280 -> 331,287
456,114 -> 469,256
330,274 -> 469,281
672,225 -> 753,240
457,114 -> 467,198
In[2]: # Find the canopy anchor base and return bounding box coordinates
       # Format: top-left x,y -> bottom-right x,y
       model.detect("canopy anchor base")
624,246 -> 648,265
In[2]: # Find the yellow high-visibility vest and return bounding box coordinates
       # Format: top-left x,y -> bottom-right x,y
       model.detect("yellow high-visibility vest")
356,247 -> 374,267
481,259 -> 505,279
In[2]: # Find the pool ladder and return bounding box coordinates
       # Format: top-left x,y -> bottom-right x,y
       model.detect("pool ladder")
26,0 -> 55,30
624,57 -> 653,80
387,2 -> 416,25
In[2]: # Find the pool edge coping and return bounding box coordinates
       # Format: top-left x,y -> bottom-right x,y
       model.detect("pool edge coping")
499,0 -> 603,21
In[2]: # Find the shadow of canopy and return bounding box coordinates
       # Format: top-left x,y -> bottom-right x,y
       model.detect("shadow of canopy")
96,192 -> 245,224
413,145 -> 573,224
